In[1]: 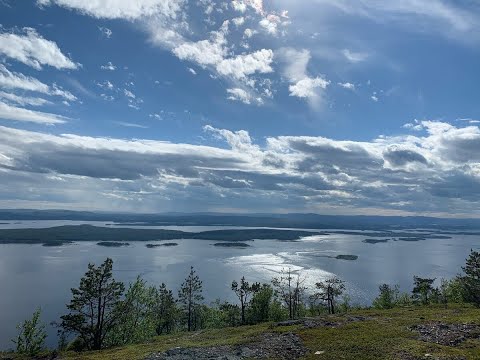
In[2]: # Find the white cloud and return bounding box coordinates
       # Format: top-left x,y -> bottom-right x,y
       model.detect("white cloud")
232,17 -> 245,27
371,95 -> 379,102
0,65 -> 50,93
51,84 -> 77,101
277,48 -> 311,82
100,94 -> 115,101
188,67 -> 197,75
227,88 -> 252,104
114,121 -> 148,129
289,77 -> 330,98
338,82 -> 355,90
0,65 -> 76,101
0,91 -> 51,106
124,89 -> 136,99
320,0 -> 477,35
101,61 -> 116,71
99,26 -> 112,38
403,120 -> 423,131
37,0 -> 186,20
97,80 -> 114,90
244,28 -> 255,38
216,49 -> 273,79
342,49 -> 369,63
259,17 -> 277,34
0,27 -> 79,70
149,113 -> 162,120
232,0 -> 247,13
0,101 -> 68,124
173,30 -> 227,67
277,48 -> 330,106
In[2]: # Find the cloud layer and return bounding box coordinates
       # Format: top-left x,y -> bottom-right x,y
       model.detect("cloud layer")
1,121 -> 480,215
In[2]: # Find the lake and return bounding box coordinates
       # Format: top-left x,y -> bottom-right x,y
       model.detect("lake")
0,221 -> 478,349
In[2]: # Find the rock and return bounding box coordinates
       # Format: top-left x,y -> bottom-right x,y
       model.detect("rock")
410,322 -> 480,347
315,350 -> 326,355
145,332 -> 307,360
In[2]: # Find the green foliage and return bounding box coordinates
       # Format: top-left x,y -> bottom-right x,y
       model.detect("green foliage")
373,284 -> 399,309
268,299 -> 289,322
246,284 -> 273,324
200,300 -> 241,329
178,267 -> 204,331
154,283 -> 178,335
12,308 -> 47,356
412,276 -> 436,305
107,277 -> 157,346
460,249 -> 480,307
395,292 -> 413,307
231,276 -> 260,324
60,258 -> 125,350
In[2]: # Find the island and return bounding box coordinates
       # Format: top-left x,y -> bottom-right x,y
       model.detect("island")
397,237 -> 427,242
213,242 -> 251,248
335,255 -> 358,261
0,225 -> 321,246
363,238 -> 390,244
146,243 -> 178,248
42,240 -> 74,247
97,241 -> 130,247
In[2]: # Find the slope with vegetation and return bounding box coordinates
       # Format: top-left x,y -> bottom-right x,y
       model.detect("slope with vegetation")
2,250 -> 480,359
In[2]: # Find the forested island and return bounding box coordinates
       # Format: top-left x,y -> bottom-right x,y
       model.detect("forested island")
0,225 -> 321,246
0,224 -> 457,246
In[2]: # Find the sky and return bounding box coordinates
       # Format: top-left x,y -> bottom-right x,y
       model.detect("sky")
0,0 -> 480,217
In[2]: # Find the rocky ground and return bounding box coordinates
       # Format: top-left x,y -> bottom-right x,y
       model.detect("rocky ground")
145,332 -> 306,360
410,322 -> 480,347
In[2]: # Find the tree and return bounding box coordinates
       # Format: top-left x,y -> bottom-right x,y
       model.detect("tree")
314,277 -> 345,314
154,283 -> 178,335
231,277 -> 260,324
12,308 -> 47,356
108,276 -> 157,346
272,268 -> 306,319
178,267 -> 204,331
412,276 -> 435,305
442,278 -> 465,304
247,284 -> 274,324
461,249 -> 480,307
373,284 -> 399,309
218,301 -> 241,328
59,258 -> 125,350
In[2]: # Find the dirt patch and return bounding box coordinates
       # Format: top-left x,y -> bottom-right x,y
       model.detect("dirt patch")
410,322 -> 480,347
145,332 -> 306,360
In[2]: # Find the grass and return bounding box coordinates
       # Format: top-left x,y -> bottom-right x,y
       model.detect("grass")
2,305 -> 479,360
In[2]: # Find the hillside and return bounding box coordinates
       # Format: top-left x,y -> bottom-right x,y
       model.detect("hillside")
5,305 -> 478,360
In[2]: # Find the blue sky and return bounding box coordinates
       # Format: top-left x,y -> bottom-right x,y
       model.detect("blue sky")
0,0 -> 480,216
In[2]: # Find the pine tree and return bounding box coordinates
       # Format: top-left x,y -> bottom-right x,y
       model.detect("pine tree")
178,267 -> 204,331
461,249 -> 480,306
314,277 -> 345,314
155,283 -> 178,335
412,276 -> 435,305
59,258 -> 124,350
231,277 -> 260,324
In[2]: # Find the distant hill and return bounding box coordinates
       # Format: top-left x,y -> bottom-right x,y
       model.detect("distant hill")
1,209 -> 480,230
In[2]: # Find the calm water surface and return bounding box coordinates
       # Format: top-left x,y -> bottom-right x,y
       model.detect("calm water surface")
0,221 -> 478,349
